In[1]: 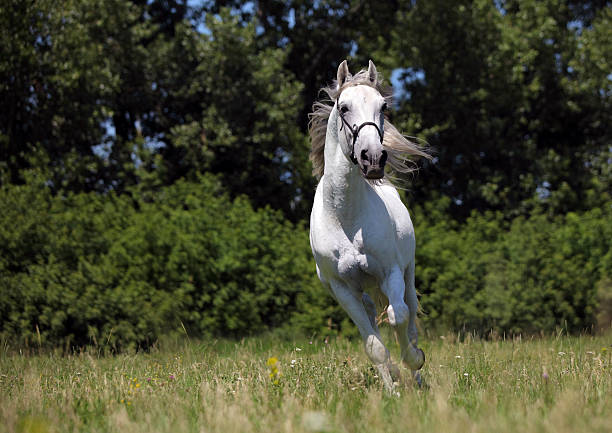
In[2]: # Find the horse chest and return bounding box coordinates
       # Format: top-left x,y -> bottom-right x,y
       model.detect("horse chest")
336,227 -> 366,271
315,220 -> 389,286
311,193 -> 411,284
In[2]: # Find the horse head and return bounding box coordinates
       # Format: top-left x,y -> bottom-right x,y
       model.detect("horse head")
335,60 -> 388,179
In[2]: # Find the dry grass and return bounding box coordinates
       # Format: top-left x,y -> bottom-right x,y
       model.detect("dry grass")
1,332 -> 611,433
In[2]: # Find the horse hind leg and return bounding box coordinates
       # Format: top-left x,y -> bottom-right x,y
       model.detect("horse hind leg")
330,280 -> 396,395
403,264 -> 425,385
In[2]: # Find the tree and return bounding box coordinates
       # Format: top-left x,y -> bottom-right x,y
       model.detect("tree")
196,1 -> 415,215
0,0 -> 125,191
390,0 -> 611,217
135,9 -> 310,218
1,1 -> 315,219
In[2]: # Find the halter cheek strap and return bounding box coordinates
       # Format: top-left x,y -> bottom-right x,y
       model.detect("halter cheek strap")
338,107 -> 384,165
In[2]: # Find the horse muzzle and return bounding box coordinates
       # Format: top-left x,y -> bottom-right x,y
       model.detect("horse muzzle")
363,166 -> 385,179
360,148 -> 387,179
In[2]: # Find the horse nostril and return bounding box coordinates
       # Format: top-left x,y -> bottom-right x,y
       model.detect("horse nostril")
360,149 -> 368,162
380,149 -> 388,166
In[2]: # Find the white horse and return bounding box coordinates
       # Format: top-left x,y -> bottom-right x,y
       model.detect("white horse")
309,60 -> 431,393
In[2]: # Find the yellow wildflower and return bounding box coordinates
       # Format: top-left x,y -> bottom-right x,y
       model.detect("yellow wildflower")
267,357 -> 281,385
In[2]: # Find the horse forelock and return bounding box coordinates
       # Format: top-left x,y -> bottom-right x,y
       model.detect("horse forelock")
308,69 -> 432,182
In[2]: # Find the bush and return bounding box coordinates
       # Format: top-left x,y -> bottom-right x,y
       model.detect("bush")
0,174 -> 320,349
414,198 -> 612,334
1,174 -> 609,349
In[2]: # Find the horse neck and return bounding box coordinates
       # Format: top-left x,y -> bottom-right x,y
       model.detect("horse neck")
322,112 -> 368,220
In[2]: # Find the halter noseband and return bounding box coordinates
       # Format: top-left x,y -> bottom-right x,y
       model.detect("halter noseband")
338,105 -> 384,165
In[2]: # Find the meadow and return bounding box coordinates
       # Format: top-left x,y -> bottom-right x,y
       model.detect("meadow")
1,331 -> 611,433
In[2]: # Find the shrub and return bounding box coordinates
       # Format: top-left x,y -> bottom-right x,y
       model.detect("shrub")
0,174 -> 319,349
414,199 -> 612,334
1,175 -> 609,349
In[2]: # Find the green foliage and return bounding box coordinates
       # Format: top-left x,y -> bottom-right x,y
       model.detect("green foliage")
143,9 -> 311,218
1,172 -> 609,348
0,174 -> 319,349
414,198 -> 612,334
0,1 -> 311,218
2,0 -> 609,219
1,1 -> 610,346
0,0 -> 125,190
390,0 -> 611,217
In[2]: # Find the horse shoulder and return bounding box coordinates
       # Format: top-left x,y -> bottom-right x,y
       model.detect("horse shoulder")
311,184 -> 372,284
310,184 -> 344,275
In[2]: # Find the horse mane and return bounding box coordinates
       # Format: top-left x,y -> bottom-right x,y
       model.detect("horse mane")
308,69 -> 432,181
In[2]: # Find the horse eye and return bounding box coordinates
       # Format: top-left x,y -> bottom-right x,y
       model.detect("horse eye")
381,102 -> 388,112
340,105 -> 349,114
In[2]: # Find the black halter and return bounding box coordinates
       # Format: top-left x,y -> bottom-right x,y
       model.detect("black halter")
338,106 -> 384,165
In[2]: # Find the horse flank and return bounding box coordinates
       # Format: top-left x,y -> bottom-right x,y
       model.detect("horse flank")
308,69 -> 432,181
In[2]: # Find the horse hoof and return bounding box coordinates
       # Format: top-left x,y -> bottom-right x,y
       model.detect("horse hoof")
413,371 -> 423,387
415,348 -> 425,370
389,362 -> 401,382
403,347 -> 425,370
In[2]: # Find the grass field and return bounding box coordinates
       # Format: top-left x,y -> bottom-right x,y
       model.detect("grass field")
1,331 -> 611,433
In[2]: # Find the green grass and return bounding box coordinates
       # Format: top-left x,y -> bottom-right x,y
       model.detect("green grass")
1,331 -> 611,433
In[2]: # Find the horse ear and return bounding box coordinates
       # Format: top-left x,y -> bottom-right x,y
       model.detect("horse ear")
368,60 -> 378,84
336,60 -> 350,89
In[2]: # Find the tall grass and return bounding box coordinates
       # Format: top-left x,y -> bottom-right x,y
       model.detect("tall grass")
1,332 -> 610,433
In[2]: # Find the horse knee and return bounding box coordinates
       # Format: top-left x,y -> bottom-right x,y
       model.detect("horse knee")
364,334 -> 389,365
387,302 -> 409,327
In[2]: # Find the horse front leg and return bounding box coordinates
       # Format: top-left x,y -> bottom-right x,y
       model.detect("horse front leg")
381,266 -> 425,385
362,292 -> 378,330
329,279 -> 397,394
